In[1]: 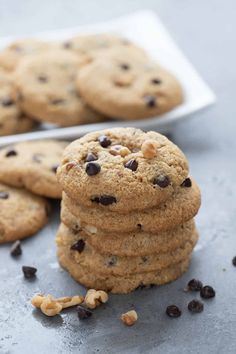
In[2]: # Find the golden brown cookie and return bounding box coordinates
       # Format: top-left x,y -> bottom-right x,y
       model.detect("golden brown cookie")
57,127 -> 189,212
0,182 -> 49,243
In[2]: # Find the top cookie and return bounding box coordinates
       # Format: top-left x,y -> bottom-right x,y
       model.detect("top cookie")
0,140 -> 68,198
13,50 -> 104,126
61,33 -> 147,63
0,38 -> 53,72
76,53 -> 183,120
57,127 -> 189,212
0,69 -> 36,136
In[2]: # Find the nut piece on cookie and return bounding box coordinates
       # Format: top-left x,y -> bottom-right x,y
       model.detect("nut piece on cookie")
84,289 -> 108,309
120,310 -> 138,326
109,145 -> 131,157
141,139 -> 159,159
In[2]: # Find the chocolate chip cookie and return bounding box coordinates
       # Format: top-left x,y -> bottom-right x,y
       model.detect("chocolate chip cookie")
0,140 -> 68,198
0,69 -> 36,136
13,50 -> 105,126
76,54 -> 183,119
0,182 -> 49,243
57,128 -> 189,212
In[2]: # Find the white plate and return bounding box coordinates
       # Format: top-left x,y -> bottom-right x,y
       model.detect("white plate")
0,10 -> 215,146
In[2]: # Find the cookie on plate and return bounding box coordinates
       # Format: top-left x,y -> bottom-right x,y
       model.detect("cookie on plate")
13,50 -> 105,126
0,38 -> 53,72
57,127 -> 189,212
0,140 -> 68,199
62,33 -> 147,63
0,182 -> 49,243
77,54 -> 183,119
0,69 -> 36,136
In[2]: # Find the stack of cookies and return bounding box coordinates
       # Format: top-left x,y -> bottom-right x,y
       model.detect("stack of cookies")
56,128 -> 201,294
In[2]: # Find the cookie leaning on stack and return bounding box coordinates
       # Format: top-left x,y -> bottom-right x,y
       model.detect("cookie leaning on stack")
56,127 -> 201,294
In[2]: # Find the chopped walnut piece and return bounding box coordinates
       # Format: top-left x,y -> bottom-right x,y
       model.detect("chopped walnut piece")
40,295 -> 62,317
120,310 -> 138,326
109,145 -> 131,157
84,289 -> 108,309
141,139 -> 159,159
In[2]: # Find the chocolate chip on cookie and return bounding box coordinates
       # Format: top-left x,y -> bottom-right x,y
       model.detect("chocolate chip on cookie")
153,175 -> 170,188
5,149 -> 17,157
0,191 -> 9,199
98,135 -> 111,148
71,239 -> 85,253
1,97 -> 14,107
85,152 -> 98,162
85,162 -> 101,176
124,159 -> 138,171
181,177 -> 192,187
151,78 -> 162,85
143,95 -> 156,108
99,195 -> 117,206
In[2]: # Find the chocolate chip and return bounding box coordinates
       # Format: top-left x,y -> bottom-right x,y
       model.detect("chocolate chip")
32,153 -> 44,163
22,266 -> 37,279
200,285 -> 215,299
188,299 -> 204,313
38,74 -> 48,83
0,191 -> 9,199
151,78 -> 162,85
98,135 -> 111,148
1,97 -> 14,107
187,278 -> 203,291
85,153 -> 98,162
144,95 -> 156,108
85,162 -> 101,176
10,240 -> 22,257
124,159 -> 138,171
166,305 -> 181,318
50,98 -> 65,105
107,256 -> 117,266
77,305 -> 92,320
63,41 -> 72,49
181,178 -> 192,187
70,239 -> 85,253
137,223 -> 142,229
91,196 -> 100,203
99,195 -> 116,206
5,149 -> 17,157
232,256 -> 236,266
153,175 -> 170,188
51,164 -> 59,173
120,63 -> 130,70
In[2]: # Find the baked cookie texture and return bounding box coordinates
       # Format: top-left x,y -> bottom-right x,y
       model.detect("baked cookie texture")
0,140 -> 68,198
0,182 -> 49,243
76,54 -> 183,120
12,50 -> 105,126
56,127 -> 201,294
0,69 -> 36,136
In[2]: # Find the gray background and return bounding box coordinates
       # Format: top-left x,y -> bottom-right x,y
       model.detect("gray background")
0,0 -> 236,353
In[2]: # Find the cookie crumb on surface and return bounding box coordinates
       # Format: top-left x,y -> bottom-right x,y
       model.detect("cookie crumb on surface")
120,310 -> 138,326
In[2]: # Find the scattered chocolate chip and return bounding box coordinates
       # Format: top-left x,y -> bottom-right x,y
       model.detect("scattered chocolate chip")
232,256 -> 236,266
143,95 -> 156,108
51,164 -> 59,173
99,195 -> 116,206
50,98 -> 65,105
153,175 -> 170,188
10,240 -> 22,257
0,191 -> 9,199
85,152 -> 98,162
38,74 -> 48,83
107,256 -> 117,266
187,278 -> 203,291
188,299 -> 204,313
151,78 -> 162,85
77,305 -> 92,320
70,239 -> 85,253
1,97 -> 14,107
85,162 -> 101,176
166,305 -> 181,318
120,63 -> 130,70
22,266 -> 37,279
98,135 -> 111,148
124,159 -> 138,171
200,285 -> 216,299
181,178 -> 192,188
5,149 -> 17,157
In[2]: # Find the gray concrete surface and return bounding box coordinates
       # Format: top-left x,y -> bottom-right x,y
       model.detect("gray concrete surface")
0,0 -> 236,353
